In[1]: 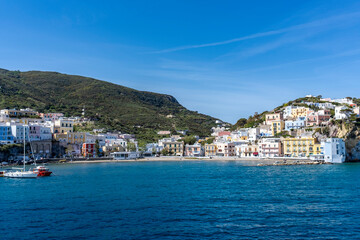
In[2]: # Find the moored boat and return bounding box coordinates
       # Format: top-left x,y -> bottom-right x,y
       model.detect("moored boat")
32,166 -> 52,177
3,126 -> 39,179
4,169 -> 38,178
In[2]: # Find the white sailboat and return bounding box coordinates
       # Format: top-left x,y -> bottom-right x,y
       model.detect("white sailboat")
4,126 -> 37,178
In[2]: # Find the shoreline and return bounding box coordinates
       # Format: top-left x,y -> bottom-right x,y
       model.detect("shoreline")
63,157 -> 328,166
2,156 -> 350,168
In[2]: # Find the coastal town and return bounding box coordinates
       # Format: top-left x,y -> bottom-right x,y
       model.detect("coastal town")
0,95 -> 358,164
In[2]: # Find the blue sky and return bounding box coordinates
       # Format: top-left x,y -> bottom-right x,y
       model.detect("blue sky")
1,0 -> 360,123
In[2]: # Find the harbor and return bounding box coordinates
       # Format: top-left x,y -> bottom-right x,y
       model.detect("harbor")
2,161 -> 360,239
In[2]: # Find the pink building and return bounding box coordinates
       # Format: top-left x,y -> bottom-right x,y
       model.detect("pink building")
29,125 -> 41,141
218,131 -> 231,137
306,110 -> 331,126
29,124 -> 52,141
265,112 -> 283,125
40,113 -> 64,121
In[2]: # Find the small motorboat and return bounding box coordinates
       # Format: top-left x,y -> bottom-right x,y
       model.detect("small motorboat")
32,166 -> 52,177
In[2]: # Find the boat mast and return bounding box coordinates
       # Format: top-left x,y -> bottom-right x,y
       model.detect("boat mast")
23,125 -> 26,171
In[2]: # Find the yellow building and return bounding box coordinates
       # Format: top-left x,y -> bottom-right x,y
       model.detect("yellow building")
282,137 -> 321,157
54,132 -> 86,145
54,118 -> 74,133
291,107 -> 310,118
271,120 -> 285,136
205,143 -> 217,156
163,141 -> 184,156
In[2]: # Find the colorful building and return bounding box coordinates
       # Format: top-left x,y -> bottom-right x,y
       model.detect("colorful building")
185,143 -> 204,157
82,143 -> 96,157
258,138 -> 282,157
291,107 -> 310,118
271,120 -> 285,136
40,113 -> 64,121
54,118 -> 74,133
162,141 -> 184,156
285,117 -> 306,131
205,143 -> 217,156
10,124 -> 30,143
0,108 -> 38,118
54,132 -> 86,145
282,137 -> 321,157
216,142 -> 235,156
0,124 -> 14,144
265,112 -> 283,125
306,110 -> 331,126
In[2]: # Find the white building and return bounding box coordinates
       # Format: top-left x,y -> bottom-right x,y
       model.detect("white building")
258,138 -> 282,158
335,106 -> 349,120
111,151 -> 141,160
0,111 -> 10,122
10,124 -> 30,143
146,143 -> 163,153
40,125 -> 52,140
304,102 -> 335,109
285,117 -> 306,131
85,133 -> 97,144
248,127 -> 260,141
236,144 -> 258,157
321,138 -> 346,163
211,126 -> 227,137
331,98 -> 353,105
259,124 -> 272,137
216,142 -> 235,156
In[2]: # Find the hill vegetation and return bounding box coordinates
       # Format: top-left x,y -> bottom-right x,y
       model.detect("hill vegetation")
0,68 -> 220,142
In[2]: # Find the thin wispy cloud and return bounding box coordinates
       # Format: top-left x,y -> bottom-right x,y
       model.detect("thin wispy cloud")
147,11 -> 360,54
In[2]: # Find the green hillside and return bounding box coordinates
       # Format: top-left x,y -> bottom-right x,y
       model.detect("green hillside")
0,68 -> 219,141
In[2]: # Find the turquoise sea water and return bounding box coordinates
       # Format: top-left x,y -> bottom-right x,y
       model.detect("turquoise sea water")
1,161 -> 360,239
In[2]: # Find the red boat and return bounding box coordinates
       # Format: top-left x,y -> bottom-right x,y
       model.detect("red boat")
32,166 -> 52,177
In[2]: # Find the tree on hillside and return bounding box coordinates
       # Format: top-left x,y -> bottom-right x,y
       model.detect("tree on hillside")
126,142 -> 137,152
234,118 -> 247,128
182,136 -> 197,145
205,137 -> 215,144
